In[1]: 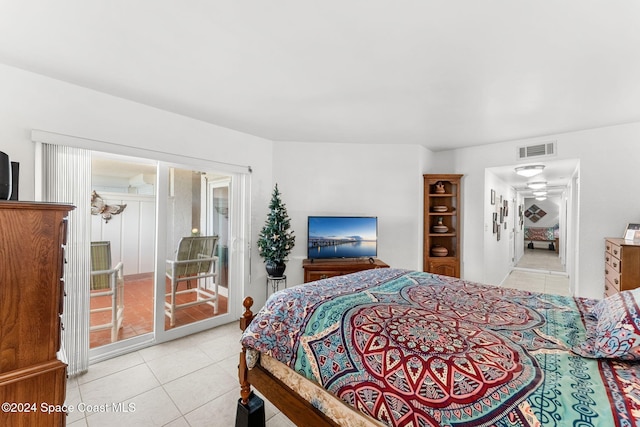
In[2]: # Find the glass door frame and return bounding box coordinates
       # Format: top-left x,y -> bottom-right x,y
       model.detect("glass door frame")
87,157 -> 249,360
153,161 -> 248,345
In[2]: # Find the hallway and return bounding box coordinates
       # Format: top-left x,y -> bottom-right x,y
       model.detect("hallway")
514,248 -> 564,273
502,248 -> 570,296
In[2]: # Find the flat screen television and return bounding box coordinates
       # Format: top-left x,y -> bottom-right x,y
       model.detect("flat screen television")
307,216 -> 378,260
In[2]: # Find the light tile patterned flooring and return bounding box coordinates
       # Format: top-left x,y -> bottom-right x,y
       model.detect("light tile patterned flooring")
503,248 -> 570,296
69,249 -> 567,426
67,321 -> 295,427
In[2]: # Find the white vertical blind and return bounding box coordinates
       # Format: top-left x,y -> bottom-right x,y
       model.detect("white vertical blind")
39,143 -> 91,376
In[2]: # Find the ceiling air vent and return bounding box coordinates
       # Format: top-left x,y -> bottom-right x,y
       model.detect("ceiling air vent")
517,142 -> 556,160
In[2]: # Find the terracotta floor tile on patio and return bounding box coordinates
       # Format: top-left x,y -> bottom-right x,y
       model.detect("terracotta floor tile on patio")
90,274 -> 228,348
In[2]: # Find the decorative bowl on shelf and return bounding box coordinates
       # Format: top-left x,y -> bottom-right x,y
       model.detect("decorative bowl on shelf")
431,245 -> 448,257
432,216 -> 449,233
432,225 -> 449,233
432,205 -> 448,213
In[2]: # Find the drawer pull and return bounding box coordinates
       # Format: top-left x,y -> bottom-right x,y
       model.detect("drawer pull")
605,269 -> 609,275
605,284 -> 609,290
60,218 -> 69,246
606,256 -> 610,262
614,250 -> 619,255
613,262 -> 618,268
320,274 -> 329,279
615,279 -> 619,285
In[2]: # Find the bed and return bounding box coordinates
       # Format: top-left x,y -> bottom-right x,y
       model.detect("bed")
238,268 -> 640,426
524,226 -> 559,251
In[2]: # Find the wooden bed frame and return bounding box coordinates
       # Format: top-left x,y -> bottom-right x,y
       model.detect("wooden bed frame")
237,296 -> 340,427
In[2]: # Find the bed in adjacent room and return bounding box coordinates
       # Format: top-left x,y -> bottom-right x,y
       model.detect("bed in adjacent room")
238,268 -> 640,426
524,226 -> 559,252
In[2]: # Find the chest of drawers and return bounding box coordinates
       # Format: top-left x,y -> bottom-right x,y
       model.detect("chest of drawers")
604,238 -> 640,298
0,201 -> 74,427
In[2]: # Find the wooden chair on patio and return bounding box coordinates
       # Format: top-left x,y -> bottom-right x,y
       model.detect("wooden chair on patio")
90,241 -> 125,342
165,235 -> 219,327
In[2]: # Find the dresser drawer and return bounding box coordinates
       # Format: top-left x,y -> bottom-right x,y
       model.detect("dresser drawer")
306,270 -> 342,282
608,241 -> 621,258
302,259 -> 390,283
605,279 -> 619,297
608,256 -> 622,274
605,266 -> 621,291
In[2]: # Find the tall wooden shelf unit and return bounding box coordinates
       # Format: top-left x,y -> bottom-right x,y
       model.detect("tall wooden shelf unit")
423,174 -> 463,278
0,201 -> 74,427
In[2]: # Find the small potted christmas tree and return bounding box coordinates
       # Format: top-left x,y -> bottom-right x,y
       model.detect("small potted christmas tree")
257,184 -> 295,277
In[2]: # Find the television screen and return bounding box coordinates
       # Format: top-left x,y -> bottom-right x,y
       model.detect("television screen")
307,216 -> 377,259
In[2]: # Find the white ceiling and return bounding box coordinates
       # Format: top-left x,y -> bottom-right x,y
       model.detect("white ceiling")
1,1 -> 639,151
488,158 -> 579,198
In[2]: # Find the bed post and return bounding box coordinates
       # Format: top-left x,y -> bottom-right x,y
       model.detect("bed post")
238,297 -> 254,405
236,296 -> 265,427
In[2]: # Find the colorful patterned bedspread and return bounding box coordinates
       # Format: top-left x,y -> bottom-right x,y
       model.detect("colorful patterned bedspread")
524,227 -> 556,241
241,269 -> 640,426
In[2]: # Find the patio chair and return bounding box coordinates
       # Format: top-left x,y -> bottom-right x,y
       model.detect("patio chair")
165,235 -> 219,327
90,241 -> 125,342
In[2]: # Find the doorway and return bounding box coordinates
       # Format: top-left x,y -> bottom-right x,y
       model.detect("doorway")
515,195 -> 565,274
89,153 -> 242,358
485,159 -> 579,295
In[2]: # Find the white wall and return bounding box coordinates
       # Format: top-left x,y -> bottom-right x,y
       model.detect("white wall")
272,141 -> 434,285
483,170 -> 518,285
524,197 -> 560,229
3,62 -> 639,301
437,122 -> 640,299
0,63 -> 274,302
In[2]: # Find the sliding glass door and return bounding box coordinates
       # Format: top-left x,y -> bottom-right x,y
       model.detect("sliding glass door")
162,167 -> 231,331
35,131 -> 250,367
89,156 -> 244,358
89,154 -> 157,349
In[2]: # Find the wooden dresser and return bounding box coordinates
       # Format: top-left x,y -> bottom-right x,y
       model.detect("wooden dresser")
0,201 -> 74,427
604,238 -> 640,298
302,258 -> 389,283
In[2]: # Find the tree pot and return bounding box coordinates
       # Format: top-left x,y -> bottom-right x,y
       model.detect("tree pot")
265,261 -> 286,278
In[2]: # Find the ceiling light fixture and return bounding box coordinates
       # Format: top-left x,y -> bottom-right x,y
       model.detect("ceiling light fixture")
515,165 -> 545,177
527,181 -> 547,190
535,196 -> 547,201
532,190 -> 547,196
